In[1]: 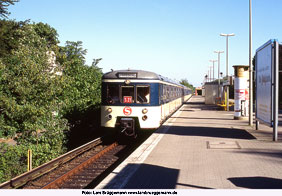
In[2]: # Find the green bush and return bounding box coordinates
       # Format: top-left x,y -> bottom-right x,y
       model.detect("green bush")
0,130 -> 67,183
0,143 -> 27,183
0,20 -> 102,184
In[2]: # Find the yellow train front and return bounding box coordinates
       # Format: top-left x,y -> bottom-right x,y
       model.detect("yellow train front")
101,70 -> 192,137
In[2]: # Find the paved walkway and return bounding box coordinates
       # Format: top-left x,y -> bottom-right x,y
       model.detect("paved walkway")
96,96 -> 282,189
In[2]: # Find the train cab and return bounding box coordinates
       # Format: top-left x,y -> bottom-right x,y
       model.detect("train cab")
101,69 -> 192,137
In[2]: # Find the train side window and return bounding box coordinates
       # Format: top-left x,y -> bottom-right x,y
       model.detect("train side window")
137,86 -> 150,104
177,88 -> 179,97
170,87 -> 172,100
167,86 -> 170,101
121,86 -> 135,103
107,84 -> 119,104
163,85 -> 166,101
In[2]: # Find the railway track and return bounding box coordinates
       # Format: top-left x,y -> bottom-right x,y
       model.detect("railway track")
0,137 -> 126,189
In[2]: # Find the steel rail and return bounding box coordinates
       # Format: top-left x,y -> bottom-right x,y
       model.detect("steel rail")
0,137 -> 103,189
42,142 -> 118,189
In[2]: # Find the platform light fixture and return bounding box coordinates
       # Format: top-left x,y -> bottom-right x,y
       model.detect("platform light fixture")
209,60 -> 217,82
220,33 -> 235,111
214,51 -> 224,97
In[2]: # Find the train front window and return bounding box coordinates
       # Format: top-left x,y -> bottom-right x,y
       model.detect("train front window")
121,86 -> 134,103
107,84 -> 119,104
137,86 -> 150,104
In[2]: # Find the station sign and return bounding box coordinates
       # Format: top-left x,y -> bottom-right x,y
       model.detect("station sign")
222,76 -> 232,86
223,81 -> 230,86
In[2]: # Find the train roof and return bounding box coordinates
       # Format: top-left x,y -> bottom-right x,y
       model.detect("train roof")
102,69 -> 190,89
102,69 -> 160,80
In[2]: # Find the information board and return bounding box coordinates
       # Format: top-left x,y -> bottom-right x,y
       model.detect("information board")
256,40 -> 273,125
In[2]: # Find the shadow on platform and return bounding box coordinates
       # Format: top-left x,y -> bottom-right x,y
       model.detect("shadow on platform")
183,101 -> 204,105
103,163 -> 179,189
187,105 -> 223,111
160,125 -> 256,140
103,163 -> 213,189
233,149 -> 282,159
228,176 -> 282,189
170,116 -> 234,121
123,164 -> 178,189
176,182 -> 212,189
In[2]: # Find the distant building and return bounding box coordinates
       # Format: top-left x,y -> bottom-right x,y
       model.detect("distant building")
46,51 -> 62,76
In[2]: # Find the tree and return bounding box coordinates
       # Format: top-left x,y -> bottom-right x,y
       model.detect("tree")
0,23 -> 67,138
33,22 -> 59,47
0,19 -> 28,58
58,41 -> 102,114
92,58 -> 102,66
0,22 -> 68,182
180,78 -> 195,91
0,0 -> 19,18
58,41 -> 87,64
58,41 -> 103,149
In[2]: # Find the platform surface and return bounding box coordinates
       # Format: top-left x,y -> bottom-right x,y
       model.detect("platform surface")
96,96 -> 282,189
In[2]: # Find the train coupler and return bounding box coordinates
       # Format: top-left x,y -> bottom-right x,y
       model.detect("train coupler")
118,118 -> 137,138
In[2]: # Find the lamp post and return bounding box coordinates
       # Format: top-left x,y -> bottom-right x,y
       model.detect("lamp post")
214,51 -> 224,97
220,33 -> 235,111
209,60 -> 217,81
249,0 -> 253,126
209,66 -> 212,82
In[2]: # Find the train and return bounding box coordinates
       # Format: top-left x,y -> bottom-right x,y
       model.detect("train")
101,69 -> 192,137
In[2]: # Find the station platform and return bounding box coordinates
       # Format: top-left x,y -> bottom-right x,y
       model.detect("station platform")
96,96 -> 282,189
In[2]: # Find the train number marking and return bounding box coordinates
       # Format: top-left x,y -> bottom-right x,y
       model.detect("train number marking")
123,107 -> 132,115
123,96 -> 132,103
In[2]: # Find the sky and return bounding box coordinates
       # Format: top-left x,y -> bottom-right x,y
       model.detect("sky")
7,0 -> 282,87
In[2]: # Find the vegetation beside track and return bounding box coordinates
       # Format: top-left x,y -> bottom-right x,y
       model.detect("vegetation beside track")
0,2 -> 102,183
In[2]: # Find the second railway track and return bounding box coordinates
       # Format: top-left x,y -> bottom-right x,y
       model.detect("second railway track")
25,142 -> 124,189
0,131 -> 154,189
0,137 -> 125,189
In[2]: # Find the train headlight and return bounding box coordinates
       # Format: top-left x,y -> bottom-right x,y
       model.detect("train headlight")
108,115 -> 112,120
142,108 -> 148,114
125,80 -> 131,85
142,115 -> 148,121
107,108 -> 112,113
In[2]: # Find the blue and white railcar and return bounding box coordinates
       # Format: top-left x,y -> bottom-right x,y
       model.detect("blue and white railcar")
101,70 -> 192,137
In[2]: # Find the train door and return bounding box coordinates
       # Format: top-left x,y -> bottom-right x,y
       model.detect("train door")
159,84 -> 164,120
181,88 -> 184,103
